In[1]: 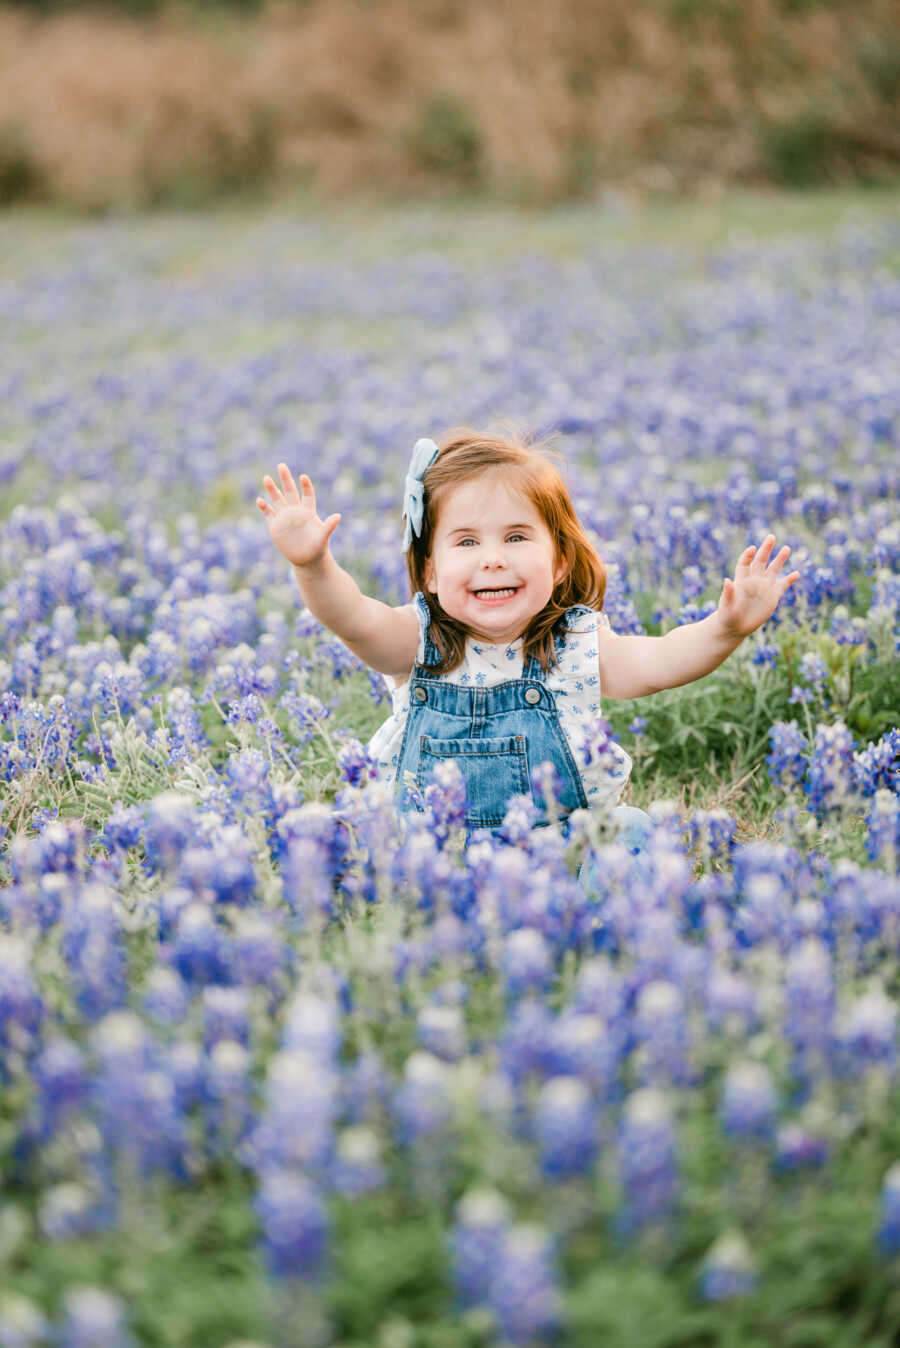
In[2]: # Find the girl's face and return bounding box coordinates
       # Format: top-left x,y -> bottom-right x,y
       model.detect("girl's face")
424,472 -> 566,644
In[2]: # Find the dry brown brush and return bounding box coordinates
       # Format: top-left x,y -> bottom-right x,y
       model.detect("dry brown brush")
1,0 -> 899,208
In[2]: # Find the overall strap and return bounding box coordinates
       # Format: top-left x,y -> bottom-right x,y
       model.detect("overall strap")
414,593 -> 445,672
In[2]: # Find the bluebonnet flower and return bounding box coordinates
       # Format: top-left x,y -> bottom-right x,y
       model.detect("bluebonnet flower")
697,1231 -> 758,1302
805,721 -> 857,817
255,1169 -> 329,1281
705,966 -> 759,1038
876,1162 -> 900,1256
500,928 -> 553,997
171,903 -> 232,987
90,1012 -> 187,1179
547,1011 -> 620,1097
178,829 -> 258,908
393,1052 -> 452,1145
633,979 -> 691,1087
204,1039 -> 252,1155
689,808 -> 736,862
866,791 -> 899,869
142,793 -> 199,875
529,759 -> 563,820
246,1050 -> 337,1172
32,1034 -> 88,1130
534,1076 -> 597,1178
854,729 -> 900,797
0,1294 -> 50,1348
486,1224 -> 562,1346
834,983 -> 897,1077
0,934 -> 44,1059
829,608 -> 869,648
101,803 -> 143,853
330,1126 -> 385,1197
58,1289 -> 133,1348
143,967 -> 189,1028
766,721 -> 808,790
131,631 -> 180,688
617,1088 -> 679,1231
421,759 -> 468,847
451,1188 -> 512,1309
227,693 -> 265,725
278,688 -> 330,746
90,660 -> 145,719
498,794 -> 540,846
202,986 -> 251,1051
774,1122 -> 829,1172
10,819 -> 86,883
335,734 -> 377,787
167,1041 -> 204,1114
223,748 -> 273,817
38,1182 -> 107,1243
750,640 -> 778,667
627,716 -> 648,734
282,992 -> 341,1063
231,911 -> 289,992
720,1061 -> 777,1141
61,884 -> 128,1021
677,599 -> 718,625
579,714 -> 624,781
782,938 -> 834,1064
341,1049 -> 391,1127
572,955 -> 626,1021
417,1004 -> 466,1062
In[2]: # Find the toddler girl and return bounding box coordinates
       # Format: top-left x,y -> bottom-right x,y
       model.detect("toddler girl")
258,429 -> 799,836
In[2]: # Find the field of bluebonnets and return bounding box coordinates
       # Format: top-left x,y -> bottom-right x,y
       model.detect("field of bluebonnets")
0,194 -> 899,1347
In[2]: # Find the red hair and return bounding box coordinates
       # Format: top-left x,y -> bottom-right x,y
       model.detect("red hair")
405,427 -> 606,673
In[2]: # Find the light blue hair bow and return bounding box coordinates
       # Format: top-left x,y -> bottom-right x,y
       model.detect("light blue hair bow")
402,437 -> 439,550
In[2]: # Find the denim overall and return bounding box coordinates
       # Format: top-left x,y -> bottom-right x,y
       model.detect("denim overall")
394,609 -> 592,831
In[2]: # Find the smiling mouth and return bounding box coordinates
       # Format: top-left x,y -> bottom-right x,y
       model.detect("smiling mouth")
473,587 -> 519,600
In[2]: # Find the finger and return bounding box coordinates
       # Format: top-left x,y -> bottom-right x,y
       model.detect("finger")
767,544 -> 791,576
754,535 -> 776,567
262,474 -> 285,506
298,473 -> 317,511
322,513 -> 341,541
278,462 -> 301,504
736,545 -> 756,571
256,498 -> 274,517
721,576 -> 735,604
779,570 -> 800,594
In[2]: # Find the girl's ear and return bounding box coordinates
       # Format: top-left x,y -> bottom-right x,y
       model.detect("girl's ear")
553,552 -> 568,587
424,556 -> 436,593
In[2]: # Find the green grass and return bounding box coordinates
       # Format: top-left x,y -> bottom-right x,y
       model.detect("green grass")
2,186 -> 899,280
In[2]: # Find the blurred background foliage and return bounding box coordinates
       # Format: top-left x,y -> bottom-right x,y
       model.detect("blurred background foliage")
1,0 -> 899,209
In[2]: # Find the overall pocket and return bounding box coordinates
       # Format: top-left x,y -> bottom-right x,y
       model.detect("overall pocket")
417,734 -> 530,828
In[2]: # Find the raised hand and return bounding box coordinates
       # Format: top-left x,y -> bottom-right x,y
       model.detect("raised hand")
256,464 -> 341,569
718,534 -> 800,638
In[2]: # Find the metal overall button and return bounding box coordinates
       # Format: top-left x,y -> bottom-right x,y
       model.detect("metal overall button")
524,687 -> 541,705
413,686 -> 427,702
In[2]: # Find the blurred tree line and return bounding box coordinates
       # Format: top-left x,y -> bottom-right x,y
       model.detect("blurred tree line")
1,0 -> 898,207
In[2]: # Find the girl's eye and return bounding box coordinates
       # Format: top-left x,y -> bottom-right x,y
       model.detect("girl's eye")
507,533 -> 526,543
457,538 -> 477,547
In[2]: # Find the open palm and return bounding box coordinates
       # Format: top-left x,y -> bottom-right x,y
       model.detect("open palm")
718,534 -> 800,638
256,464 -> 341,568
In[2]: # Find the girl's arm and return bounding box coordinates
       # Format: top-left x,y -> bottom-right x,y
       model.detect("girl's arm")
258,464 -> 418,680
597,535 -> 800,699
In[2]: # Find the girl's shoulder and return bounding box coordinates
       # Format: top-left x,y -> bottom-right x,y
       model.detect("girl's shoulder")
560,603 -> 606,635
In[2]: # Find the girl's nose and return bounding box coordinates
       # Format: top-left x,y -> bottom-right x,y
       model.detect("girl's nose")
481,549 -> 507,569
